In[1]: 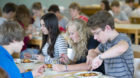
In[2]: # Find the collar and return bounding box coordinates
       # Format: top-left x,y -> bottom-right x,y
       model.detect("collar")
108,33 -> 120,43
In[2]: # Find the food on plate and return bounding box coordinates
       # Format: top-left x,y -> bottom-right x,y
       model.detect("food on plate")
74,71 -> 102,78
25,69 -> 32,72
45,64 -> 52,68
23,59 -> 31,63
78,73 -> 98,77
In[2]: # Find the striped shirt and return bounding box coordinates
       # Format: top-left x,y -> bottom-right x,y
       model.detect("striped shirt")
98,33 -> 134,78
42,35 -> 68,64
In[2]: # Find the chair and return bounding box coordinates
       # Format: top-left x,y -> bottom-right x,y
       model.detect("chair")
130,17 -> 140,24
132,45 -> 140,78
130,17 -> 140,44
134,58 -> 140,78
132,44 -> 140,58
81,6 -> 101,17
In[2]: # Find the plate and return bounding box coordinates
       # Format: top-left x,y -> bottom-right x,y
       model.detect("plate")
14,58 -> 22,64
30,60 -> 40,63
74,71 -> 102,78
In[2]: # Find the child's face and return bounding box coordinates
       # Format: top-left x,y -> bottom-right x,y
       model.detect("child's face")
91,28 -> 108,44
111,6 -> 120,14
68,25 -> 80,43
9,12 -> 16,19
40,19 -> 48,35
69,8 -> 79,18
32,9 -> 41,17
100,2 -> 105,10
13,40 -> 24,53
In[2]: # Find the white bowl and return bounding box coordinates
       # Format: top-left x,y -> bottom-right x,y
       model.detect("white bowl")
74,71 -> 102,78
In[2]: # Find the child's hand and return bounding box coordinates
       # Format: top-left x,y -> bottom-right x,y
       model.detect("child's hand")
36,55 -> 44,62
60,54 -> 70,64
32,64 -> 46,77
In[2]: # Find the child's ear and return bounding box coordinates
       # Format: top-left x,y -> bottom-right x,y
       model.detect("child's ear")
105,25 -> 112,31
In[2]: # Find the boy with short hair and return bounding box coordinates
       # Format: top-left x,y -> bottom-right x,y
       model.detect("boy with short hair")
86,10 -> 134,78
0,21 -> 45,78
109,0 -> 130,24
48,4 -> 69,31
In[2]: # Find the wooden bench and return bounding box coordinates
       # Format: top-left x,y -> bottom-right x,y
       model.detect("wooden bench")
81,6 -> 101,16
130,17 -> 140,24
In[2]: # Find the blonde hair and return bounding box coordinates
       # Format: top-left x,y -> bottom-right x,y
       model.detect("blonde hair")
66,19 -> 91,62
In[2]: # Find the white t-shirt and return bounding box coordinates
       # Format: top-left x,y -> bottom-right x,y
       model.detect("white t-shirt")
0,17 -> 7,25
59,16 -> 69,29
131,8 -> 140,17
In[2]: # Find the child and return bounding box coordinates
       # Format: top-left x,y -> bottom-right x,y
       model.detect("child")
0,21 -> 45,78
87,10 -> 134,78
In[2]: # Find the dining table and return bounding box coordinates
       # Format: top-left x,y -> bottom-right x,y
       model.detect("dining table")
16,61 -> 114,78
115,24 -> 140,45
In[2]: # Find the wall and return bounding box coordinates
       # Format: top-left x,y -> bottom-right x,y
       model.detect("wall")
0,0 -> 123,18
0,0 -> 123,9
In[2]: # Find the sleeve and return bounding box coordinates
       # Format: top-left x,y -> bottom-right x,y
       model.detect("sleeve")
42,43 -> 49,56
44,36 -> 68,64
42,43 -> 52,64
108,10 -> 114,16
121,11 -> 129,21
21,71 -> 33,78
124,8 -> 132,17
57,36 -> 68,56
0,59 -> 33,78
114,34 -> 131,46
97,44 -> 105,53
87,37 -> 99,50
130,10 -> 137,17
64,17 -> 69,29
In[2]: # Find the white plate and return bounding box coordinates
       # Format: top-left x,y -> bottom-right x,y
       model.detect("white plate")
30,60 -> 40,63
74,71 -> 102,78
14,58 -> 21,64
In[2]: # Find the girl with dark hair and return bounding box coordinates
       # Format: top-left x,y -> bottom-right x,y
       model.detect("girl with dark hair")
36,13 -> 68,64
100,0 -> 111,11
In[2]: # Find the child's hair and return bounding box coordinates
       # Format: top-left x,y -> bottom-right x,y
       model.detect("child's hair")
69,2 -> 81,11
48,4 -> 60,13
0,67 -> 9,78
87,10 -> 114,30
101,0 -> 111,11
32,2 -> 42,10
66,19 -> 91,61
40,13 -> 60,58
0,21 -> 24,45
3,2 -> 17,13
111,0 -> 120,7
